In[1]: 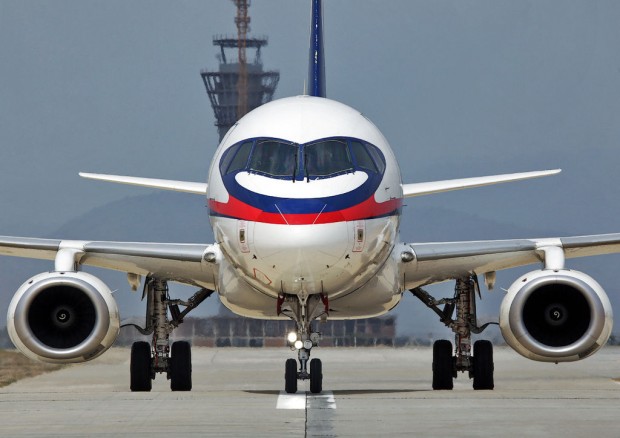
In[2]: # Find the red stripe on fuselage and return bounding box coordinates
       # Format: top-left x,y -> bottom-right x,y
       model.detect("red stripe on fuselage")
208,195 -> 402,225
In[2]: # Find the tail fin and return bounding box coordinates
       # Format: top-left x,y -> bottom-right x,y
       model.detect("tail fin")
308,0 -> 326,97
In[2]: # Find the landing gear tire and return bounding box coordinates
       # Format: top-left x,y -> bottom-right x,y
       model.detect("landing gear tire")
310,358 -> 323,394
472,340 -> 494,390
432,339 -> 454,390
130,341 -> 152,392
285,358 -> 298,394
170,341 -> 192,391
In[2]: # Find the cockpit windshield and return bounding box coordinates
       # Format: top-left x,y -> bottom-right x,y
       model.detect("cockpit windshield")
304,139 -> 353,178
220,137 -> 385,181
248,140 -> 298,177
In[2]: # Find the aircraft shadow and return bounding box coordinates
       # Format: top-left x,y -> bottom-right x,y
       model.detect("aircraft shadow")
244,389 -> 429,396
330,389 -> 430,395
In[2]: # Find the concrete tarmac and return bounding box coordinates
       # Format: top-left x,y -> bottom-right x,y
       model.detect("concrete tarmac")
1,346 -> 620,437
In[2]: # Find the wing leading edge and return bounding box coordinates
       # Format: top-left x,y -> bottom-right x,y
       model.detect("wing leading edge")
401,233 -> 620,290
0,236 -> 219,290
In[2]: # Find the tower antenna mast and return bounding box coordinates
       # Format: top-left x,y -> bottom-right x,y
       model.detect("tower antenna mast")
234,0 -> 250,119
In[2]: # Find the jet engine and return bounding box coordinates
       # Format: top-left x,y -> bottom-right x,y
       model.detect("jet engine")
7,271 -> 120,364
499,269 -> 612,362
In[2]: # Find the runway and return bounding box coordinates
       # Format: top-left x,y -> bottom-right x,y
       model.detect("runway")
1,346 -> 620,437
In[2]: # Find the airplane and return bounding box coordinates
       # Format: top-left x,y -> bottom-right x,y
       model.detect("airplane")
2,0 -> 619,393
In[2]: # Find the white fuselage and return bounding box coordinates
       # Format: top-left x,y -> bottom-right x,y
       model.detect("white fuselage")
206,96 -> 404,319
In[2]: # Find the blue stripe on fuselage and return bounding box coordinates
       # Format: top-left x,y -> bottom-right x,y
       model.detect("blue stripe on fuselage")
222,171 -> 383,214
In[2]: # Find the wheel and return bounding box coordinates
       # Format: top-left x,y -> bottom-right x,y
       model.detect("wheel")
432,339 -> 454,390
130,341 -> 152,392
309,358 -> 322,394
170,341 -> 192,391
285,358 -> 298,394
472,340 -> 494,390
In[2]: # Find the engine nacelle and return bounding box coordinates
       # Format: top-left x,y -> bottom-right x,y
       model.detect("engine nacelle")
499,269 -> 613,362
7,271 -> 120,364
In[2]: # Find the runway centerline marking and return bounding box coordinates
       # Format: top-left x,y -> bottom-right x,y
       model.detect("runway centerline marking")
276,391 -> 336,410
308,391 -> 337,409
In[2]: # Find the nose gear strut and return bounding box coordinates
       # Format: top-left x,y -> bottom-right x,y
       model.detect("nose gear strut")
278,293 -> 328,394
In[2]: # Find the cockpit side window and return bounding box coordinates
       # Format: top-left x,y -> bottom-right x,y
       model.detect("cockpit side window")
366,143 -> 386,173
219,144 -> 237,175
304,140 -> 353,178
350,141 -> 378,173
225,141 -> 253,175
248,140 -> 297,177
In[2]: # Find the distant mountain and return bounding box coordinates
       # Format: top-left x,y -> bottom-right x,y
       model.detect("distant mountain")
52,191 -> 213,243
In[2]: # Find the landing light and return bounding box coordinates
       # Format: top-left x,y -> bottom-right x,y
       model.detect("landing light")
401,251 -> 415,263
287,332 -> 298,343
294,340 -> 304,350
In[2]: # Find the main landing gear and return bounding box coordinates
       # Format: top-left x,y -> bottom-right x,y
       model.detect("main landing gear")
279,293 -> 328,394
411,275 -> 496,390
125,277 -> 213,392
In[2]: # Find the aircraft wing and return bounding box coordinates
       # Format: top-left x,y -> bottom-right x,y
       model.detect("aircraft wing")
402,169 -> 561,198
0,236 -> 219,289
79,173 -> 208,195
402,233 -> 620,289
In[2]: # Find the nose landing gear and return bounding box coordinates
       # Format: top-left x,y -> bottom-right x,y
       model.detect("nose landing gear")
279,293 -> 328,394
283,334 -> 323,394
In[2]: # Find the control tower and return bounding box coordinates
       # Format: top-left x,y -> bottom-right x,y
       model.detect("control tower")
201,2 -> 280,141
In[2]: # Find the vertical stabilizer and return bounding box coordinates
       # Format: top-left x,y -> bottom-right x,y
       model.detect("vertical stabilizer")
308,0 -> 326,97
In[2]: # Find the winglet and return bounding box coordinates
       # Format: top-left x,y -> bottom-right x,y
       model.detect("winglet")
308,0 -> 326,97
402,169 -> 561,198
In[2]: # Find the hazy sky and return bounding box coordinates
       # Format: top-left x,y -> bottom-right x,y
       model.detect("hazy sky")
1,1 -> 620,235
1,1 -> 620,334
0,0 -> 620,234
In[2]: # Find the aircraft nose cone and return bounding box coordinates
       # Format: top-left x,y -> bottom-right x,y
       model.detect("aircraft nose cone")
253,221 -> 348,283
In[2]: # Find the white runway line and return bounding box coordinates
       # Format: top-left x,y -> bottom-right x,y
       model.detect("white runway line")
276,392 -> 306,409
276,391 -> 337,410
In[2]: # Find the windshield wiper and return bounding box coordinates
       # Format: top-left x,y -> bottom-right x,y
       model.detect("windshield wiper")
304,150 -> 310,182
292,148 -> 298,183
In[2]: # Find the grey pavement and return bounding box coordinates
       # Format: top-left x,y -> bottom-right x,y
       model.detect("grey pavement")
1,346 -> 619,437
